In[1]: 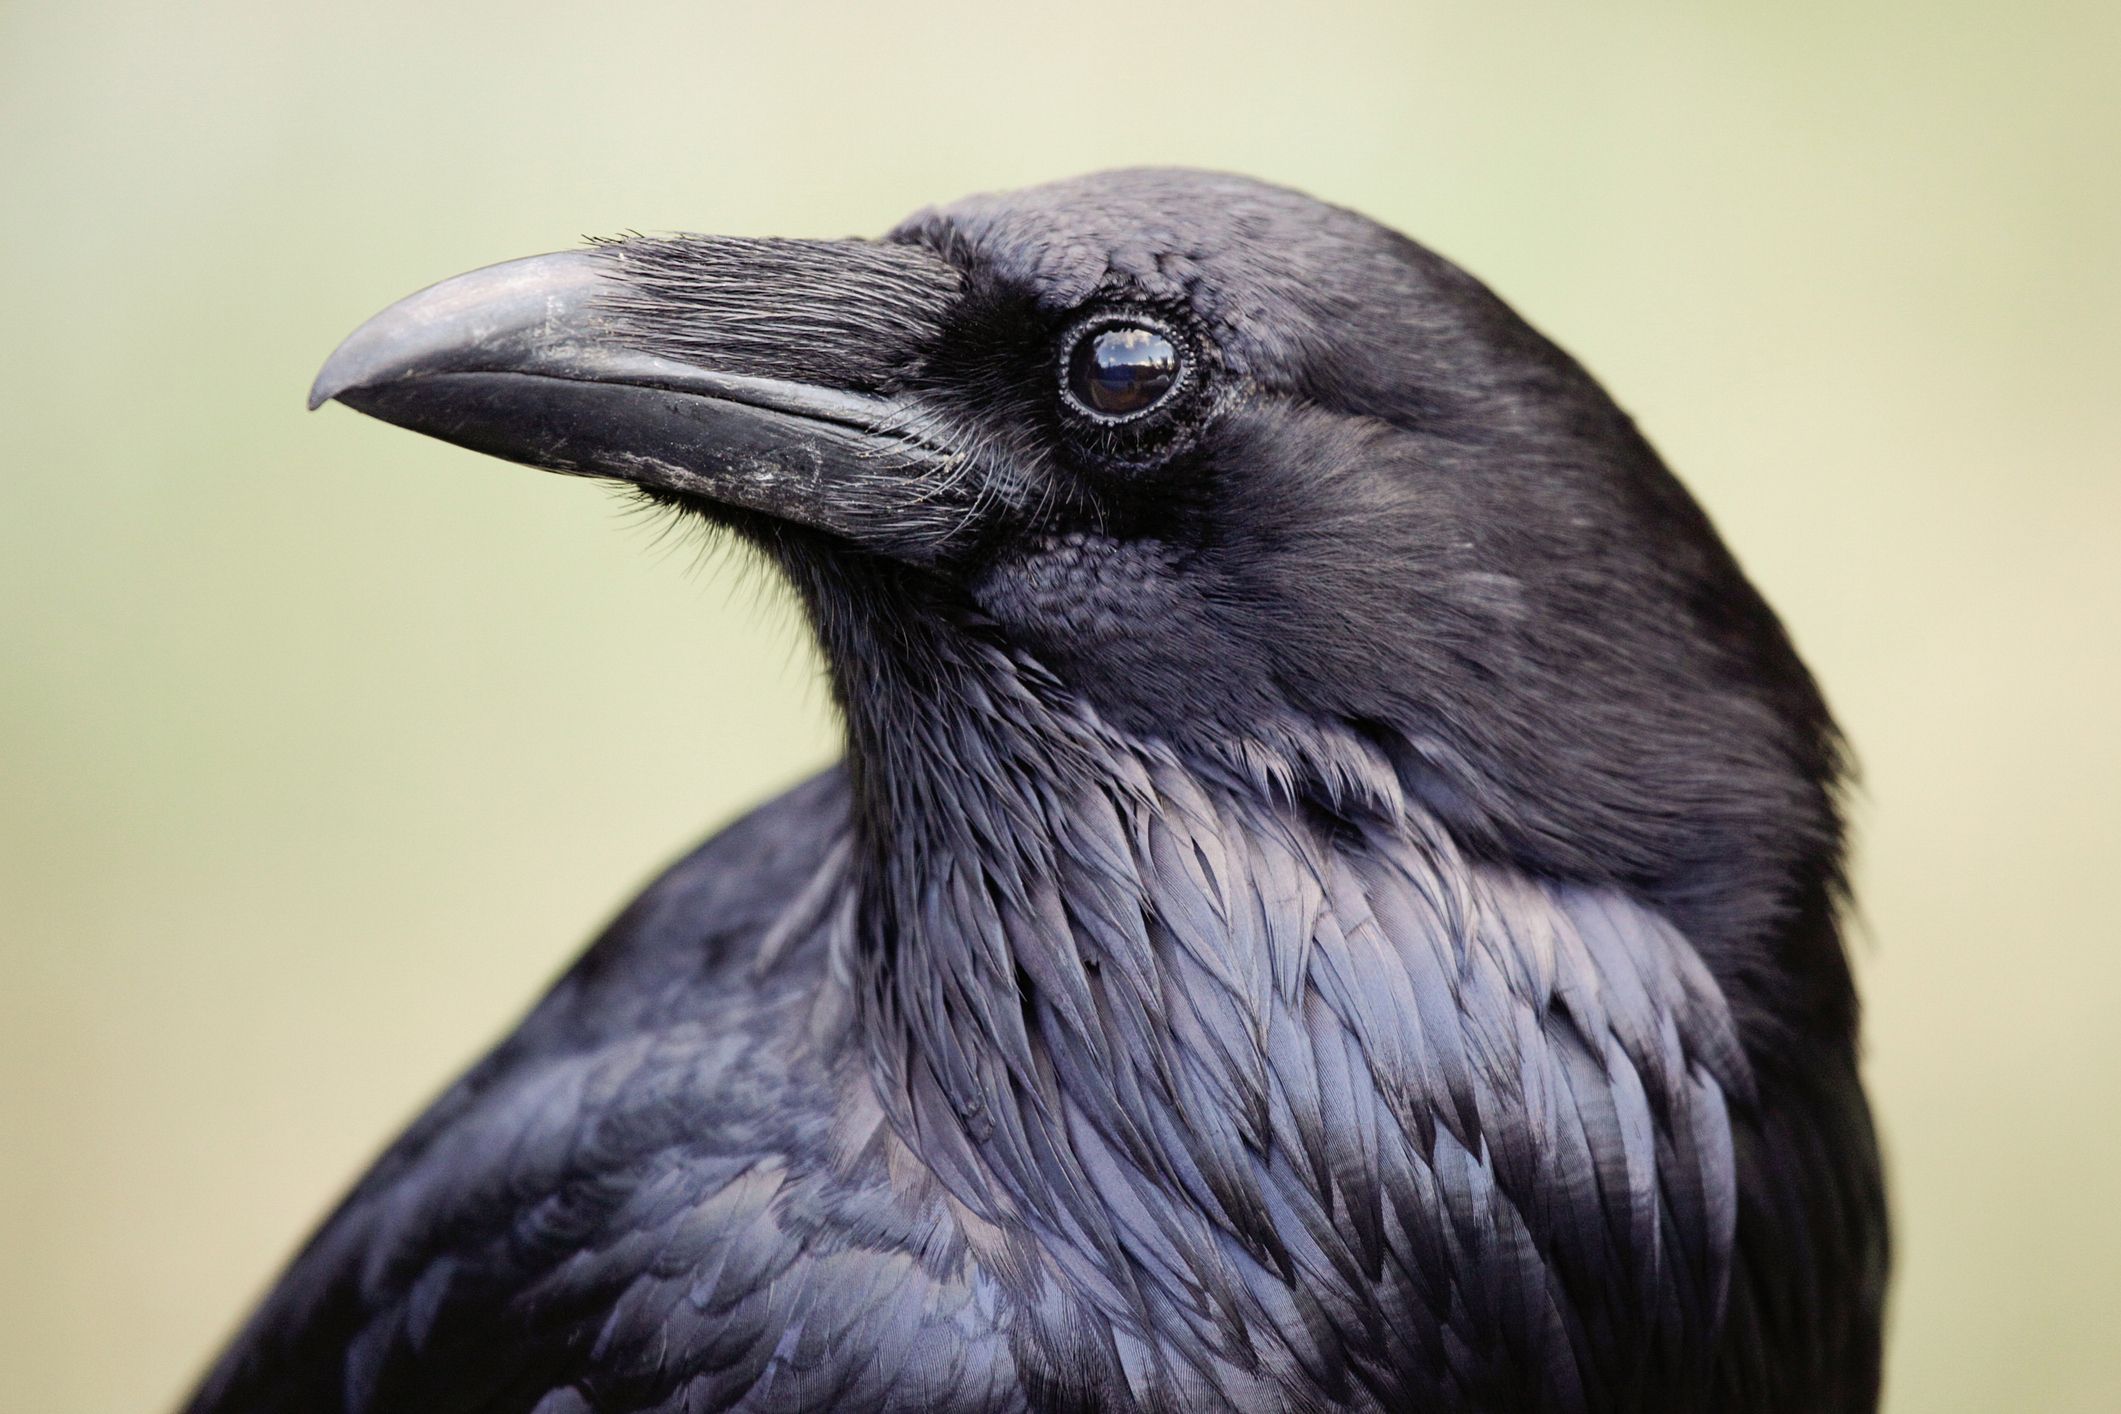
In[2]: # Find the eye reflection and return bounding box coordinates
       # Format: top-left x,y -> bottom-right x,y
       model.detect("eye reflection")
1068,324 -> 1181,418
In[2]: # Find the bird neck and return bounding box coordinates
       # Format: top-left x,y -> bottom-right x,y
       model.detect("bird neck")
788,550 -> 1423,1240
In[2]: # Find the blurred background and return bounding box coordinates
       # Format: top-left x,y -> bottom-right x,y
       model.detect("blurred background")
3,2 -> 2114,1409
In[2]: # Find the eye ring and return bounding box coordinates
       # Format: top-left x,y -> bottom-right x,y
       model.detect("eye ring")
1057,311 -> 1195,426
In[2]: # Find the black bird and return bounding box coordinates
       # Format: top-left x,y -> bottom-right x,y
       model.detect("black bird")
187,170 -> 1886,1413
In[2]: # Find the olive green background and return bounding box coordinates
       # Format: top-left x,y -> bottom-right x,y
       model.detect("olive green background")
4,2 -> 2115,1409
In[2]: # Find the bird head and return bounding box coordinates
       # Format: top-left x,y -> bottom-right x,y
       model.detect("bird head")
313,169 -> 1843,948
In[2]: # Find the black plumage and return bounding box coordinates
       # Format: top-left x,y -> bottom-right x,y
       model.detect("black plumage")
188,169 -> 1886,1413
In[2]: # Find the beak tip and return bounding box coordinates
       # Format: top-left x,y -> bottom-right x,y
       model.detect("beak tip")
308,339 -> 368,412
305,249 -> 609,418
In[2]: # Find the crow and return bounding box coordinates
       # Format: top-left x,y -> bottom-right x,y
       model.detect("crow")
185,169 -> 1886,1413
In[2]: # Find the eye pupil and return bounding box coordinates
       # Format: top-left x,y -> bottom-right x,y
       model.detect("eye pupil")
1069,325 -> 1180,417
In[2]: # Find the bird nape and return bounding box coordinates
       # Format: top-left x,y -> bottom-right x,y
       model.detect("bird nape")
187,170 -> 1885,1414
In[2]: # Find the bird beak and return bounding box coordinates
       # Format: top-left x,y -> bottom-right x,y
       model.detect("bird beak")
309,243 -> 969,562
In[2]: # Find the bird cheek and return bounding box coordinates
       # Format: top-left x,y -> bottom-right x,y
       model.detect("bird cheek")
971,533 -> 1275,735
974,534 -> 1179,651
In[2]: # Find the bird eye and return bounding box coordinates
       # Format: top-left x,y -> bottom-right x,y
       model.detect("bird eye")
1065,322 -> 1183,420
